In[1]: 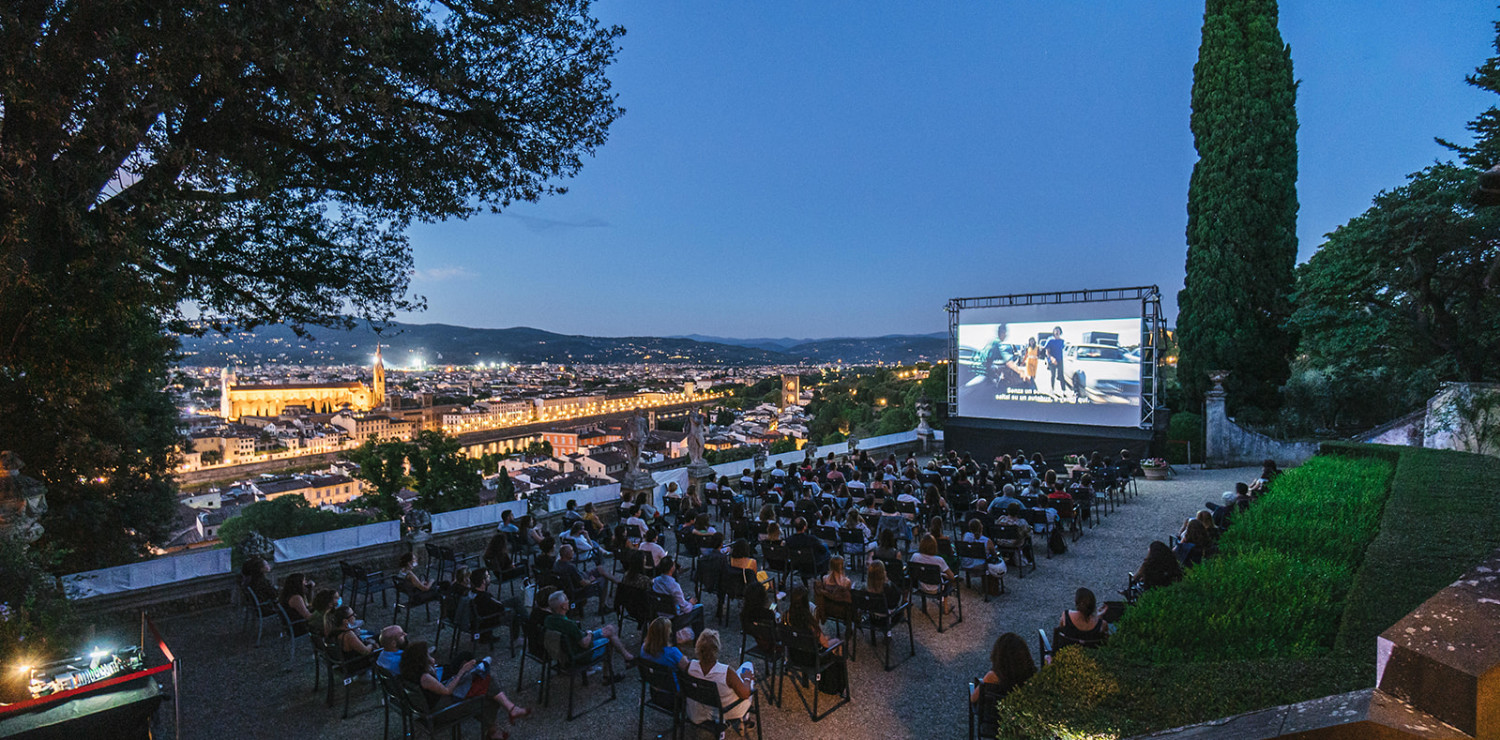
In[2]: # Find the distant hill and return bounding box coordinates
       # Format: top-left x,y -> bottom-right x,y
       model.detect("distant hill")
177,322 -> 947,366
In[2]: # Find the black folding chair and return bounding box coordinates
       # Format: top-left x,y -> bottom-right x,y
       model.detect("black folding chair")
1037,625 -> 1108,665
908,561 -> 963,632
542,627 -> 618,721
987,523 -> 1035,577
680,668 -> 763,739
738,617 -> 784,707
635,660 -> 684,740
967,679 -> 1005,740
849,589 -> 914,671
340,560 -> 387,614
377,667 -> 480,740
778,626 -> 849,722
954,540 -> 1004,602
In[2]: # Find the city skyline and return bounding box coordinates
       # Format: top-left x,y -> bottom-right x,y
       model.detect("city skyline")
400,2 -> 1496,339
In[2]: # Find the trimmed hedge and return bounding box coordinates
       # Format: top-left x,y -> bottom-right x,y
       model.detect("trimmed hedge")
1335,448 -> 1500,652
1107,456 -> 1391,664
996,446 -> 1500,739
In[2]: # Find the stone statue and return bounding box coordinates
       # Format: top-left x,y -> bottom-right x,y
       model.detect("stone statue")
846,433 -> 860,454
686,408 -> 707,466
233,530 -> 274,565
0,452 -> 48,543
803,441 -> 819,465
403,508 -> 433,542
625,409 -> 648,475
915,394 -> 935,452
916,395 -> 933,434
753,446 -> 768,472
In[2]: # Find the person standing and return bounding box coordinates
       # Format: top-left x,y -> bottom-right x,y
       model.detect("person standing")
1044,326 -> 1069,397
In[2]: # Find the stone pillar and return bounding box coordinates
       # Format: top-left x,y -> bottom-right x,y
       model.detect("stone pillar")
687,460 -> 715,498
1204,371 -> 1230,469
621,469 -> 657,504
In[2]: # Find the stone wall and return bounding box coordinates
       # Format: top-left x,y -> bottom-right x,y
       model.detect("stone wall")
1204,386 -> 1319,469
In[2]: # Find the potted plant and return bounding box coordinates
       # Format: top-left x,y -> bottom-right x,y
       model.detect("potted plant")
1140,458 -> 1170,480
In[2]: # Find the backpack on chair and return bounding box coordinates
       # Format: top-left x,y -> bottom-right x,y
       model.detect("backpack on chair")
1048,526 -> 1067,555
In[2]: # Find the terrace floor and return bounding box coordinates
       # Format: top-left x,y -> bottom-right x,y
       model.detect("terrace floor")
150,465 -> 1254,740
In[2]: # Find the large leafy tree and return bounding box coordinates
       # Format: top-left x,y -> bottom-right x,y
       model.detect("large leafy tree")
407,430 -> 482,513
1176,0 -> 1299,417
1,1 -> 623,568
1289,164 -> 1500,429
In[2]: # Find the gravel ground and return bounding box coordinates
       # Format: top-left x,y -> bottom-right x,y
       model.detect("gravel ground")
151,465 -> 1255,740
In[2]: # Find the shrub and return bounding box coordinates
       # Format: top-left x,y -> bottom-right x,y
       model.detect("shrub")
218,495 -> 367,555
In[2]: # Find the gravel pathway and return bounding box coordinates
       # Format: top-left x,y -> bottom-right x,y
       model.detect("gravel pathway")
151,466 -> 1255,739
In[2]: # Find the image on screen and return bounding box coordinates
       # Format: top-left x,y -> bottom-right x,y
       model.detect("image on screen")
955,311 -> 1142,427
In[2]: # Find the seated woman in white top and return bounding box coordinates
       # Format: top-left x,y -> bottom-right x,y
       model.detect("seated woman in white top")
908,534 -> 957,614
686,629 -> 755,726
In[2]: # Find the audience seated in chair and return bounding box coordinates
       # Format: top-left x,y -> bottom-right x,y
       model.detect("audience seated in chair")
554,544 -> 619,616
542,590 -> 635,677
1129,541 -> 1184,595
279,573 -> 315,636
397,552 -> 445,606
639,617 -> 690,673
910,534 -> 957,616
970,632 -> 1035,703
685,629 -> 756,731
397,639 -> 529,740
1058,588 -> 1108,645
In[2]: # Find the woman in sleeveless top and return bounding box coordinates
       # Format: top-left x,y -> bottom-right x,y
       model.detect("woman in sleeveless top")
1057,587 -> 1108,642
685,630 -> 754,726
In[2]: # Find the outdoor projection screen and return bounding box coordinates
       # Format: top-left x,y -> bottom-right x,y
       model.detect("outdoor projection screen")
954,297 -> 1147,427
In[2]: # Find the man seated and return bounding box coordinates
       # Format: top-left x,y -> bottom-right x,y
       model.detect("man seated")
470,568 -> 525,644
553,544 -> 619,616
988,483 -> 1024,514
543,590 -> 635,678
622,506 -> 648,540
375,625 -> 408,674
496,509 -> 520,535
650,557 -> 706,640
784,516 -> 832,573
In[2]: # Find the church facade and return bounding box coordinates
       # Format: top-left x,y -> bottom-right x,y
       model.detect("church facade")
220,346 -> 387,420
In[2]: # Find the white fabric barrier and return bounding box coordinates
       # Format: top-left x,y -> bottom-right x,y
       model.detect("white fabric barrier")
651,468 -> 690,509
273,520 -> 400,563
431,500 -> 527,534
548,483 -> 621,513
63,547 -> 231,600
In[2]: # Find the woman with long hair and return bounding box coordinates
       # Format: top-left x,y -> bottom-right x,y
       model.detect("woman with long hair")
1132,540 -> 1184,590
398,640 -> 528,739
970,632 -> 1036,701
278,573 -> 313,635
640,617 -> 688,671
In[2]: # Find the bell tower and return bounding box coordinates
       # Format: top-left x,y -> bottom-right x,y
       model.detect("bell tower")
372,344 -> 386,409
220,366 -> 236,419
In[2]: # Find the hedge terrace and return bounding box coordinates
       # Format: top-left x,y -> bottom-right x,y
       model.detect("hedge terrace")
995,445 -> 1500,739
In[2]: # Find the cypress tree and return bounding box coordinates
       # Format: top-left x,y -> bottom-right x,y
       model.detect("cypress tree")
1176,0 -> 1299,418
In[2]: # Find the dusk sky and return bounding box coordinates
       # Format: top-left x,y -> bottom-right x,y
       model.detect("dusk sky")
400,2 -> 1497,340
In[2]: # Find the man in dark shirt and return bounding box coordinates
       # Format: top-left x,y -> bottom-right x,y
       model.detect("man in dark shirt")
553,544 -> 611,615
469,568 -> 524,644
542,590 -> 633,673
784,516 -> 831,573
1044,326 -> 1070,395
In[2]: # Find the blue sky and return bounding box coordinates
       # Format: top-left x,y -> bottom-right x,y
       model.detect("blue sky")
401,2 -> 1497,339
